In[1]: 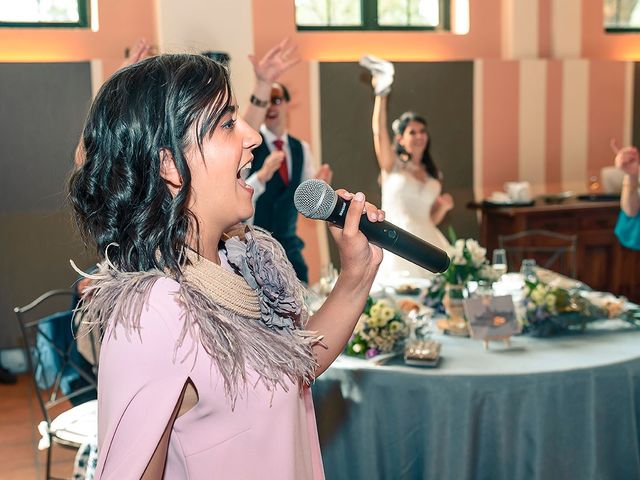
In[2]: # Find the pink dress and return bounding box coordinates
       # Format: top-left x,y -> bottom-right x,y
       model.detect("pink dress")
95,277 -> 325,479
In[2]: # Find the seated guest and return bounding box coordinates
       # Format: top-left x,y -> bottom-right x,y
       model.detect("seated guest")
243,40 -> 332,283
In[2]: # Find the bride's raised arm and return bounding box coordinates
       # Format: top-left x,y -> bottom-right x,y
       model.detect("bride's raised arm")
372,95 -> 396,174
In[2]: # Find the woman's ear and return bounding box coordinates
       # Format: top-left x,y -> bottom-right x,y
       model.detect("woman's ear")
159,148 -> 182,193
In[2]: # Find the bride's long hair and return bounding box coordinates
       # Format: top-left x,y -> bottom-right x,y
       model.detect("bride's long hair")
392,111 -> 441,180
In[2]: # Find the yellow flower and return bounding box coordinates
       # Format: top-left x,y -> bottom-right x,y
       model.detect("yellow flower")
531,285 -> 547,304
545,293 -> 557,312
368,316 -> 381,328
388,321 -> 401,334
379,306 -> 395,324
369,303 -> 382,318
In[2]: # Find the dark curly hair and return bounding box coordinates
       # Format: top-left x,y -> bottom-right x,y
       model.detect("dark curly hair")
68,54 -> 233,274
392,111 -> 441,180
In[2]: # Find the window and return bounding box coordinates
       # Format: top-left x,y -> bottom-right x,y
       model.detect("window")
0,0 -> 89,28
604,0 -> 640,32
295,0 -> 450,31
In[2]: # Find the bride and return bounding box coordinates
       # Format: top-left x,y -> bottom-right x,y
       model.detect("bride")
362,55 -> 454,279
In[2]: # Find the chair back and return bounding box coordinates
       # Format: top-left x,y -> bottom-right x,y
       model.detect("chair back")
14,290 -> 97,426
498,229 -> 578,278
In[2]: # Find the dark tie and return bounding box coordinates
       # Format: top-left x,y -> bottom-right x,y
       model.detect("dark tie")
273,139 -> 289,185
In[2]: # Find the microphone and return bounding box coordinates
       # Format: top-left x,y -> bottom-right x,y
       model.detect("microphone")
294,179 -> 451,274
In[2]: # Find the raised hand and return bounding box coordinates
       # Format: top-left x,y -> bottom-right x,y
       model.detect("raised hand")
256,151 -> 285,183
314,164 -> 333,184
611,139 -> 640,217
434,193 -> 454,212
613,143 -> 640,177
120,38 -> 151,70
248,38 -> 300,84
360,55 -> 394,97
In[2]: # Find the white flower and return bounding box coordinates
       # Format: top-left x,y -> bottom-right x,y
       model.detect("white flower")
354,314 -> 369,333
471,250 -> 487,266
465,239 -> 487,266
454,239 -> 465,258
465,239 -> 479,251
453,255 -> 467,265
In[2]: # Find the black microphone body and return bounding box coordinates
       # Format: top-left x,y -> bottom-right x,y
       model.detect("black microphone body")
294,180 -> 451,274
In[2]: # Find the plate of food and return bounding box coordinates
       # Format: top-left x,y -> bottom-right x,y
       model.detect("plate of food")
538,191 -> 574,204
482,199 -> 535,208
390,278 -> 432,297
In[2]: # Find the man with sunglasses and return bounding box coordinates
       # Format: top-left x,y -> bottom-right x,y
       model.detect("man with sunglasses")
244,42 -> 332,283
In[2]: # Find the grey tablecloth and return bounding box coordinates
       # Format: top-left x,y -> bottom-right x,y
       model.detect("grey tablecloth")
312,327 -> 640,480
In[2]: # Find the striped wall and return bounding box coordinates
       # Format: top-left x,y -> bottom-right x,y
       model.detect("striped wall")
475,58 -> 633,198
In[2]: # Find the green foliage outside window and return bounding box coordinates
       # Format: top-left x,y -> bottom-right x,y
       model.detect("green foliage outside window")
0,0 -> 88,28
604,0 -> 640,32
295,0 -> 448,31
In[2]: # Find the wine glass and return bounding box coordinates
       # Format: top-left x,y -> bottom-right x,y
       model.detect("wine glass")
520,258 -> 537,282
492,249 -> 508,279
318,263 -> 338,296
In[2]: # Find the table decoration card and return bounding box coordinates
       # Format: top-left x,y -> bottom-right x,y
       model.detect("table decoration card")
463,295 -> 521,341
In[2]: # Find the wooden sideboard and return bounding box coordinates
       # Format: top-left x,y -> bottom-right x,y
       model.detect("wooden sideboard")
473,200 -> 640,303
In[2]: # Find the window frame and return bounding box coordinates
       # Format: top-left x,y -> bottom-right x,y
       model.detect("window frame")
296,0 -> 450,32
605,26 -> 640,32
604,0 -> 640,33
0,0 -> 90,29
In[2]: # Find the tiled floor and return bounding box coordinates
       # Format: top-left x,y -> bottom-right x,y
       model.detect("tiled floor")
0,374 -> 76,479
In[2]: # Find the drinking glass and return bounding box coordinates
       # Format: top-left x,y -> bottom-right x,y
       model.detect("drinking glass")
520,258 -> 537,282
588,175 -> 601,193
318,263 -> 338,296
492,249 -> 508,278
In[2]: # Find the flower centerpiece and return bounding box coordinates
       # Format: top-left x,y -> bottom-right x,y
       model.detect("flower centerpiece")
426,238 -> 499,300
346,297 -> 409,359
424,238 -> 499,334
442,238 -> 496,286
523,279 -> 640,337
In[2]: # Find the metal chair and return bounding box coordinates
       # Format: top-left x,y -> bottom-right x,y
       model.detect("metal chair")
498,229 -> 578,278
14,289 -> 98,480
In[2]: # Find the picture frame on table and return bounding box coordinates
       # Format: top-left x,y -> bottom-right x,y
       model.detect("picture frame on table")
463,295 -> 521,348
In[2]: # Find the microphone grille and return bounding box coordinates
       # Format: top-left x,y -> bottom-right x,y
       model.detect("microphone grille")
294,179 -> 337,220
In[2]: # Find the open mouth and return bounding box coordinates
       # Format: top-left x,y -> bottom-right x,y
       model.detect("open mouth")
236,160 -> 253,190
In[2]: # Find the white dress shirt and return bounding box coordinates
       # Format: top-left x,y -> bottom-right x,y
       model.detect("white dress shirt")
246,125 -> 316,206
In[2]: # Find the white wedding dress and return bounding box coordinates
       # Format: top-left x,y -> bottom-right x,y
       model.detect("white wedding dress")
377,166 -> 451,280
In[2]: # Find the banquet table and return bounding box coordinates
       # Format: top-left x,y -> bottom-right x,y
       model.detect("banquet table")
312,324 -> 640,480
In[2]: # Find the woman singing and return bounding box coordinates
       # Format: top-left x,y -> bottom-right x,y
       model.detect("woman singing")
69,53 -> 383,479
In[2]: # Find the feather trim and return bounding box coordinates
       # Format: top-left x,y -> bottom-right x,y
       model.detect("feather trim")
75,229 -> 323,404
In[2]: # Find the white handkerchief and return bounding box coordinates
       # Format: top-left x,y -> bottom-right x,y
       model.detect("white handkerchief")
360,55 -> 395,96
